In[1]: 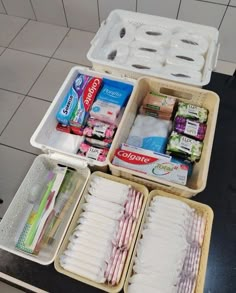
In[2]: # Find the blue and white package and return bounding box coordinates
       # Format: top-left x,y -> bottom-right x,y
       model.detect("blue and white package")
56,87 -> 78,126
56,74 -> 91,126
126,115 -> 172,153
171,157 -> 193,177
90,79 -> 133,124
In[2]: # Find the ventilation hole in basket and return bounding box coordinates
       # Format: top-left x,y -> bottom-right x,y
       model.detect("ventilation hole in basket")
120,28 -> 126,38
132,64 -> 150,70
104,70 -> 111,74
107,50 -> 117,61
181,39 -> 198,46
0,199 -> 3,204
139,47 -> 157,52
176,55 -> 194,62
160,87 -> 193,100
171,73 -> 191,78
146,31 -> 162,36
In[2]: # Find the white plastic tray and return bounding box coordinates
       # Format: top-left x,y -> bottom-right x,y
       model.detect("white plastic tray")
30,65 -> 135,170
87,9 -> 219,87
0,154 -> 90,265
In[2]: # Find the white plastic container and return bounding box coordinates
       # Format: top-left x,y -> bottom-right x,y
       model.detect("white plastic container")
87,9 -> 220,87
0,154 -> 90,265
30,65 -> 135,171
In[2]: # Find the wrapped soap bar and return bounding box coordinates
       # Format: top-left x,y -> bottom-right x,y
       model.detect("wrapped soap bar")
85,137 -> 112,148
166,131 -> 203,162
176,102 -> 208,123
174,116 -> 207,141
83,118 -> 116,139
143,92 -> 176,114
139,106 -> 172,120
78,142 -> 109,161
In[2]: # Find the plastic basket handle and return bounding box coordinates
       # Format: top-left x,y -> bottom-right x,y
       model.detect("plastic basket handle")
90,20 -> 106,46
210,42 -> 220,71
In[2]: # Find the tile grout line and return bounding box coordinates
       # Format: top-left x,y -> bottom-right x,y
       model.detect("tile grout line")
7,19 -> 30,48
195,0 -> 230,6
0,143 -> 37,156
0,96 -> 26,136
97,0 -> 101,26
0,0 -> 7,14
51,27 -> 71,57
29,0 -> 37,21
218,5 -> 228,29
176,0 -> 182,19
61,0 -> 69,27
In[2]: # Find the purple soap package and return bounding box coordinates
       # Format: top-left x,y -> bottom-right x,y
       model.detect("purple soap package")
174,116 -> 207,141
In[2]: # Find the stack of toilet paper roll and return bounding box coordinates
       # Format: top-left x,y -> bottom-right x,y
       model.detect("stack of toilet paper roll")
100,20 -> 210,83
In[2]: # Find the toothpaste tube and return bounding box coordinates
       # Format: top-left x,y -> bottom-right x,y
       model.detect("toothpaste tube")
56,86 -> 78,125
112,148 -> 188,185
70,76 -> 102,127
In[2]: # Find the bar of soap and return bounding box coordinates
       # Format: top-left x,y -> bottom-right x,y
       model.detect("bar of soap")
166,131 -> 203,162
176,102 -> 208,123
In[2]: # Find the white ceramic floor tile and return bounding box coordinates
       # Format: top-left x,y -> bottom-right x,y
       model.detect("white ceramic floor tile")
214,60 -> 236,75
0,47 -> 5,55
53,29 -> 95,66
29,59 -> 77,101
0,97 -> 50,154
0,49 -> 49,94
10,20 -> 69,57
2,0 -> 35,20
0,14 -> 27,47
0,90 -> 24,134
63,0 -> 99,32
31,0 -> 67,27
0,145 -> 35,218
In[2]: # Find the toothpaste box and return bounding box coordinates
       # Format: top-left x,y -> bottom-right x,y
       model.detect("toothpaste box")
112,148 -> 188,185
70,75 -> 102,127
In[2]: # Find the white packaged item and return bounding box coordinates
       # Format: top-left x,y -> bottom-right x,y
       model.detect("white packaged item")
163,65 -> 202,82
166,48 -> 205,71
135,25 -> 171,46
101,42 -> 129,64
108,22 -> 136,43
126,115 -> 171,153
47,131 -> 84,154
130,47 -> 165,64
171,32 -> 209,55
85,194 -> 124,213
126,56 -> 163,72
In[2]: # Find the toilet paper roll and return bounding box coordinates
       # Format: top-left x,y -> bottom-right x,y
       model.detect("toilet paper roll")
166,48 -> 205,71
171,33 -> 209,55
101,42 -> 129,64
108,22 -> 136,44
126,56 -> 163,73
130,47 -> 165,64
135,25 -> 171,45
163,65 -> 202,83
129,40 -> 166,53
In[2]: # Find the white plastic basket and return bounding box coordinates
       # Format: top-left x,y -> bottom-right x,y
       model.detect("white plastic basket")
30,66 -> 135,170
0,155 -> 90,265
87,9 -> 219,87
108,76 -> 220,198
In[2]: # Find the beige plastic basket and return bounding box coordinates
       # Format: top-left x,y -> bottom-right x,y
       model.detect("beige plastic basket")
54,171 -> 149,293
108,77 -> 220,198
124,189 -> 214,293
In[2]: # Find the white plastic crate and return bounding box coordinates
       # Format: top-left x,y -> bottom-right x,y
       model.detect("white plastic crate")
87,9 -> 220,87
108,76 -> 220,198
0,155 -> 90,265
30,65 -> 135,170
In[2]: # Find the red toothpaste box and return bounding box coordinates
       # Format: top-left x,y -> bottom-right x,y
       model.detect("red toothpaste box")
113,147 -> 188,185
